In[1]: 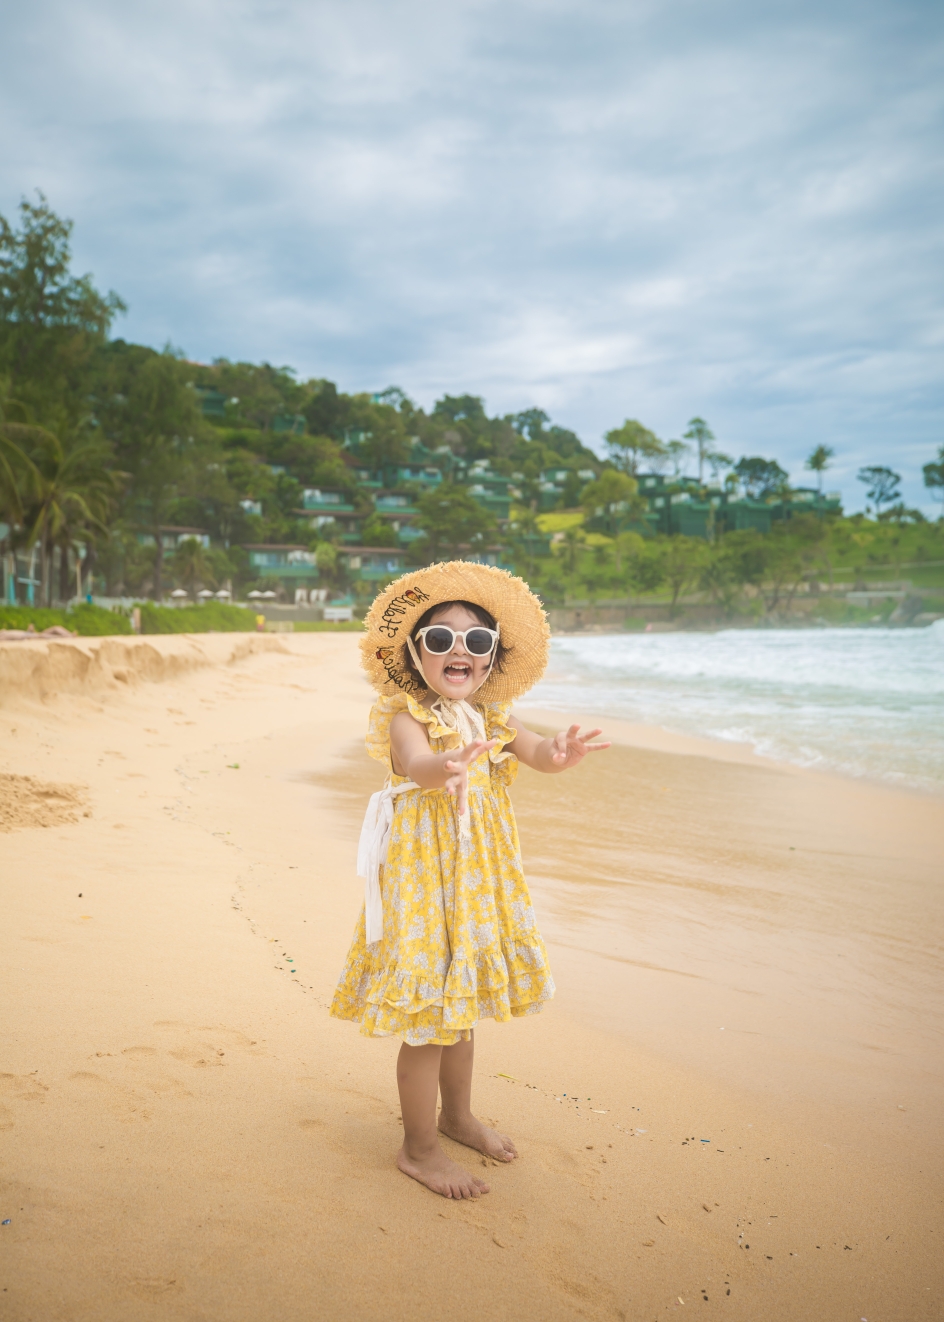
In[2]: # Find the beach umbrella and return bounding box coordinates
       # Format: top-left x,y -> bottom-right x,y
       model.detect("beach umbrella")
260,590 -> 278,599
215,588 -> 231,599
170,588 -> 188,601
197,589 -> 214,599
247,590 -> 263,599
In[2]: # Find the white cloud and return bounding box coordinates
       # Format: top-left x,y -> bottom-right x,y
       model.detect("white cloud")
1,0 -> 942,508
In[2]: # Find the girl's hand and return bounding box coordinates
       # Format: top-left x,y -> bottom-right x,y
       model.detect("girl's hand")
443,738 -> 497,817
549,725 -> 611,770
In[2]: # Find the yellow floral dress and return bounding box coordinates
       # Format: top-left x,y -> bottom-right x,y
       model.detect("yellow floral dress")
330,693 -> 555,1045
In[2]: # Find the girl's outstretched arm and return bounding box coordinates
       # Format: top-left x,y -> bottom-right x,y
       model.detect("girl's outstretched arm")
505,716 -> 610,774
390,711 -> 496,816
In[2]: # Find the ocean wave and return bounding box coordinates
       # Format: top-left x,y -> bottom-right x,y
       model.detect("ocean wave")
529,625 -> 944,791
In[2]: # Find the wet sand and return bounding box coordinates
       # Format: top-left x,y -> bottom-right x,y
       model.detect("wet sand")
1,633 -> 942,1320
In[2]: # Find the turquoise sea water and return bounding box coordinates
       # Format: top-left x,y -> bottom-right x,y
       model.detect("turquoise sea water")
528,621 -> 944,793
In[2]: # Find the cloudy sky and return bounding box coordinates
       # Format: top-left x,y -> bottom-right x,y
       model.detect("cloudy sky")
2,0 -> 942,510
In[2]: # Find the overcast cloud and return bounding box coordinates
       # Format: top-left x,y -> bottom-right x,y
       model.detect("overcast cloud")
2,0 -> 942,509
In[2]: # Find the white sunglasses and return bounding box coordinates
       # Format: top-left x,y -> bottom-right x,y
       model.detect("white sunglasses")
416,624 -> 500,656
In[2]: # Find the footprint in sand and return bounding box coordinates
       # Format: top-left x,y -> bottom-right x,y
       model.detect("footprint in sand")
153,1021 -> 261,1051
127,1277 -> 180,1298
0,1073 -> 49,1104
168,1050 -> 225,1067
68,1071 -> 150,1122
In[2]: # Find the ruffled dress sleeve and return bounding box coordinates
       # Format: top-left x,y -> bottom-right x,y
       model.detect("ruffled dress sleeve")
365,693 -> 464,769
482,700 -> 518,787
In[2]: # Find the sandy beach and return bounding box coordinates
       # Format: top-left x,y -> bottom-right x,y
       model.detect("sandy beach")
1,632 -> 941,1321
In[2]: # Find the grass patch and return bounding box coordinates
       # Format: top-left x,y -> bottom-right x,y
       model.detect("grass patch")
536,510 -> 585,533
139,602 -> 257,633
0,604 -> 133,635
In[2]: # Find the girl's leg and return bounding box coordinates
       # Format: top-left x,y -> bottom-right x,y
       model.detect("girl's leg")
395,1041 -> 490,1199
437,1031 -> 518,1162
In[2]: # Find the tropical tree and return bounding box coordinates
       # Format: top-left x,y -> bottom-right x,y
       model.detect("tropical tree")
660,537 -> 707,617
510,407 -> 550,441
559,525 -> 586,576
762,529 -> 807,614
856,465 -> 901,513
922,445 -> 944,512
414,482 -> 497,560
9,423 -> 119,604
705,450 -> 734,483
360,513 -> 399,547
0,409 -> 34,529
713,529 -> 769,598
733,457 -> 789,499
604,419 -> 666,475
104,351 -> 209,601
503,503 -> 534,566
553,470 -> 579,507
580,469 -> 643,533
612,529 -> 646,581
665,439 -> 691,477
171,537 -> 214,595
683,417 -> 717,484
349,398 -> 412,477
805,444 -> 835,492
699,543 -> 742,614
0,193 -> 125,422
626,541 -> 665,598
313,539 -> 342,590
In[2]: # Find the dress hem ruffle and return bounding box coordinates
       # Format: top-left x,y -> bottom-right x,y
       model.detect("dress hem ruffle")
329,936 -> 555,1043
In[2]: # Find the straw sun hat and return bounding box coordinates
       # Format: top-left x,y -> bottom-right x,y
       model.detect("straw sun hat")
360,561 -> 550,705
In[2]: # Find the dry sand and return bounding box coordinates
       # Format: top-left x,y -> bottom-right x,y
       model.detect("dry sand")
1,632 -> 941,1321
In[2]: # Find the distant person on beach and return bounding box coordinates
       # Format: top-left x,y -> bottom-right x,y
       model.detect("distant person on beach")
330,563 -> 609,1199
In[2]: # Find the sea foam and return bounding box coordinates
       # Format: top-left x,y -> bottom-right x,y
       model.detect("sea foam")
529,621 -> 944,792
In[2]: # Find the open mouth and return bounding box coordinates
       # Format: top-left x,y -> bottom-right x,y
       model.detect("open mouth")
443,661 -> 472,685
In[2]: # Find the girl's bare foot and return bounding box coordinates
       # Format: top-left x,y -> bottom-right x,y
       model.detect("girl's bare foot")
438,1111 -> 518,1162
397,1143 -> 490,1198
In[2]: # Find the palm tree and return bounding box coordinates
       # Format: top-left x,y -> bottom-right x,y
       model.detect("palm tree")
683,418 -> 715,484
805,445 -> 835,492
561,525 -> 585,576
0,428 -> 32,527
171,537 -> 214,595
12,424 -> 119,605
0,423 -> 36,603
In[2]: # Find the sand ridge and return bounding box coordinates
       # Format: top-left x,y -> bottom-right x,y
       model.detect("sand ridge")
1,633 -> 941,1320
0,773 -> 89,831
0,631 -> 288,707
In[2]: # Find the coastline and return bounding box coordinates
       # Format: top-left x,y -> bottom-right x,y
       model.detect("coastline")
518,702 -> 944,797
2,633 -> 941,1320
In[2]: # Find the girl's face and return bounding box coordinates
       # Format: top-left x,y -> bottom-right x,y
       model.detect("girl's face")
417,603 -> 495,702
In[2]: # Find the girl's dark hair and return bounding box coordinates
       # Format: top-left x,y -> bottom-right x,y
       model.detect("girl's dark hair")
405,598 -> 509,686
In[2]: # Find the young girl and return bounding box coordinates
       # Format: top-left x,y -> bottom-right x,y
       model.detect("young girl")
330,562 -> 608,1199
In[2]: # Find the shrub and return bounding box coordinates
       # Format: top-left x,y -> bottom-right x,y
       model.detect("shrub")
0,604 -> 132,635
68,603 -> 135,635
139,602 -> 257,634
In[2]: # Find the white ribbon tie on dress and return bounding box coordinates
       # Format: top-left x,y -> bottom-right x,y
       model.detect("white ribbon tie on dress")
357,779 -> 419,945
357,698 -> 488,944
